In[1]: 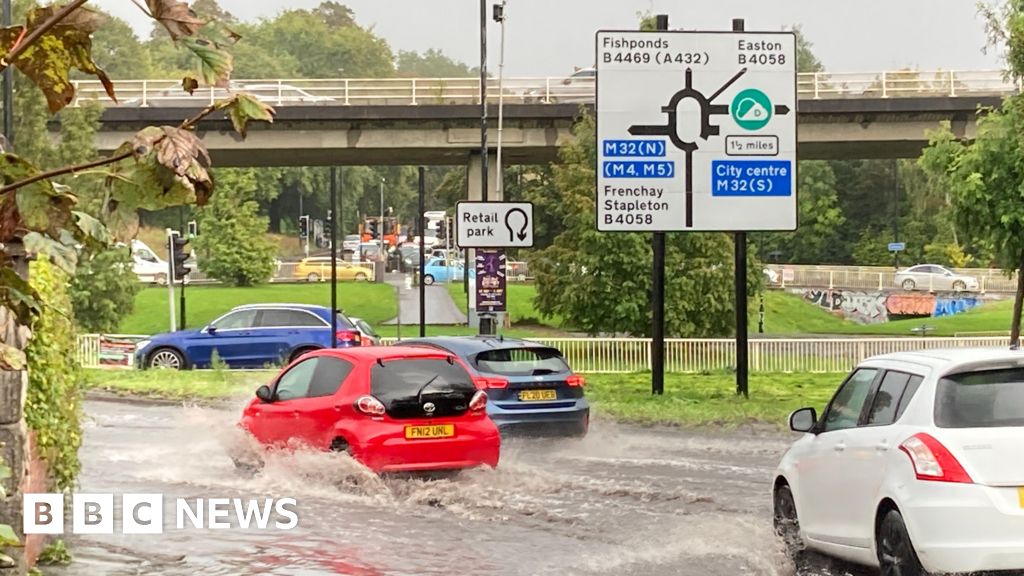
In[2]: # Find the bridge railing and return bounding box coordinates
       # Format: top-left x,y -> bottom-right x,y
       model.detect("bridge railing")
765,264 -> 1017,293
70,70 -> 1018,108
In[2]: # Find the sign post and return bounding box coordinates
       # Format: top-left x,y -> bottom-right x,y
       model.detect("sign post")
889,242 -> 905,270
596,21 -> 797,397
456,201 -> 534,249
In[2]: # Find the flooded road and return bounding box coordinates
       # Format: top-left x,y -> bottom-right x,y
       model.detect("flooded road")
52,399 -> 870,576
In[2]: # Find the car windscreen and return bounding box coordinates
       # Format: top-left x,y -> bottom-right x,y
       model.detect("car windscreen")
370,358 -> 476,403
473,347 -> 570,376
936,368 -> 1024,428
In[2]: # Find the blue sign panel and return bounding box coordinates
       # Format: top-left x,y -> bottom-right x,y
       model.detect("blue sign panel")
888,242 -> 906,252
711,160 -> 793,197
602,161 -> 675,179
602,140 -> 667,157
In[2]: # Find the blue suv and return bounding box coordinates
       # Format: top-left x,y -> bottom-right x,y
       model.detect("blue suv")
135,304 -> 363,370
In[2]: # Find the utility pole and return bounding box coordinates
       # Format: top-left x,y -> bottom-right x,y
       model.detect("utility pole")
494,0 -> 507,198
418,167 -> 427,336
733,17 -> 750,399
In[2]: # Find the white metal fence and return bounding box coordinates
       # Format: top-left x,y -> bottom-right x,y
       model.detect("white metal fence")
70,70 -> 1019,109
80,335 -> 1011,373
765,264 -> 1016,293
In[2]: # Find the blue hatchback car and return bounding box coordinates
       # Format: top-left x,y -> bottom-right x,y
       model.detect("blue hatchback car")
421,257 -> 474,285
399,336 -> 590,437
135,304 -> 363,370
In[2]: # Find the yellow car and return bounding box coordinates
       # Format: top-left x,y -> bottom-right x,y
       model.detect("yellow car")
293,257 -> 373,282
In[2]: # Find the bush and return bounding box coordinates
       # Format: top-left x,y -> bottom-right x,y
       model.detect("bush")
25,258 -> 83,492
70,246 -> 141,333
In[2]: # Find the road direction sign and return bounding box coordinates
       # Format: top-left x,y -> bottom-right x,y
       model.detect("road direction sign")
456,201 -> 534,248
595,30 -> 797,232
888,242 -> 906,252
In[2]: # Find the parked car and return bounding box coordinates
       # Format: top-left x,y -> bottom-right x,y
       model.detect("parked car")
135,304 -> 362,369
237,83 -> 333,105
292,257 -> 373,282
237,346 -> 500,473
894,264 -> 979,292
773,348 -> 1024,575
524,67 -> 595,103
421,257 -> 472,285
350,317 -> 381,346
127,82 -> 333,107
401,336 -> 589,437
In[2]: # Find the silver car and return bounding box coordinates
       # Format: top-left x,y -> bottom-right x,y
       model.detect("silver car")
524,67 -> 595,103
894,264 -> 979,292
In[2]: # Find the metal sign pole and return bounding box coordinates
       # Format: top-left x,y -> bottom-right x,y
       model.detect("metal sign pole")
330,167 -> 338,349
733,18 -> 750,398
651,14 -> 669,396
418,167 -> 427,336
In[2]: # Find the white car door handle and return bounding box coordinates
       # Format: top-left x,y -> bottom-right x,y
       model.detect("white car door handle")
876,442 -> 890,452
833,443 -> 846,452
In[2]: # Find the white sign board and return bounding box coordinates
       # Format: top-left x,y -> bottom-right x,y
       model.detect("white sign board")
456,201 -> 534,248
596,30 -> 797,232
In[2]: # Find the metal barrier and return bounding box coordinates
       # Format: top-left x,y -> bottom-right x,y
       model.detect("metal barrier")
81,335 -> 1011,372
71,70 -> 1018,109
765,264 -> 1016,293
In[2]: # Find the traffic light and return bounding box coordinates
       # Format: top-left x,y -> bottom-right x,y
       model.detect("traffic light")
437,221 -> 447,240
169,233 -> 191,281
367,219 -> 378,238
298,215 -> 310,239
187,220 -> 199,239
325,210 -> 333,236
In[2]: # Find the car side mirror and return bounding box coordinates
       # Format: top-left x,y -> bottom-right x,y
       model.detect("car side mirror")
207,326 -> 217,335
562,78 -> 571,85
255,385 -> 274,403
789,407 -> 817,433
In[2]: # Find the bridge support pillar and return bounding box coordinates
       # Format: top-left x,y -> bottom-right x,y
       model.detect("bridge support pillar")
466,151 -> 503,330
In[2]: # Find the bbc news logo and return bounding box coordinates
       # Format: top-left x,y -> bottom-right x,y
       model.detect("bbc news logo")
24,494 -> 299,534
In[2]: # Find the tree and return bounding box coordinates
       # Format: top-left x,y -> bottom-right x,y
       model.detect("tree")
70,246 -> 140,332
533,113 -> 756,336
917,2 -> 1024,344
397,49 -> 472,77
760,161 -> 845,263
192,169 -> 276,286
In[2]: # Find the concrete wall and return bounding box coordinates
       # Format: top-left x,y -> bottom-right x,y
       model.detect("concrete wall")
799,288 -> 982,324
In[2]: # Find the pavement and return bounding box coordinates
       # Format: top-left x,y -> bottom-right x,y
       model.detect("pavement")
50,398 -> 873,576
383,273 -> 468,326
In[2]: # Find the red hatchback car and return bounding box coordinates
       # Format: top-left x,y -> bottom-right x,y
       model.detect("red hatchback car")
239,347 -> 501,473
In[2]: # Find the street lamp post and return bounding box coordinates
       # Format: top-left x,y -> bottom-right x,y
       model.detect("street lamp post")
493,1 -> 507,199
379,177 -> 385,275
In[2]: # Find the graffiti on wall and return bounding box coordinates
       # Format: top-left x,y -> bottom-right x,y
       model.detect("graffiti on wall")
801,289 -> 983,324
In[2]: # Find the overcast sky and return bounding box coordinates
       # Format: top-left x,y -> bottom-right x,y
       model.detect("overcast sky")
94,0 -> 1002,77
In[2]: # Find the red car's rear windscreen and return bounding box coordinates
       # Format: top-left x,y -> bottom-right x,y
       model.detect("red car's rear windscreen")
371,358 -> 476,419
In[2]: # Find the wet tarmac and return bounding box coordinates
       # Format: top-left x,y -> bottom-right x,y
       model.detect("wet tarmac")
50,399 -> 873,576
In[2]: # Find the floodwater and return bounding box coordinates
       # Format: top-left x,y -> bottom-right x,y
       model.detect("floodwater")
50,399 -> 872,576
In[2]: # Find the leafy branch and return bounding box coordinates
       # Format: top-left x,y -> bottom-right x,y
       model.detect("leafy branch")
0,102 -> 218,195
0,0 -> 90,71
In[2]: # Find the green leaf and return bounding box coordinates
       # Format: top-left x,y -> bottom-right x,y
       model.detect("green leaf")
181,38 -> 233,87
23,231 -> 78,274
0,524 -> 19,548
220,93 -> 275,138
1,154 -> 76,239
0,342 -> 26,371
72,210 -> 112,247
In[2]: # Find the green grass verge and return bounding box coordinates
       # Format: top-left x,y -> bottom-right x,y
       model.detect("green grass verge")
445,283 -> 566,328
120,283 -> 397,334
84,368 -> 842,427
83,368 -> 274,400
586,372 -> 839,427
753,291 -> 855,334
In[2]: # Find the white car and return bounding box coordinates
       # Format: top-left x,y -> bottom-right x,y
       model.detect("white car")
131,239 -> 169,285
894,264 -> 980,292
773,348 -> 1024,575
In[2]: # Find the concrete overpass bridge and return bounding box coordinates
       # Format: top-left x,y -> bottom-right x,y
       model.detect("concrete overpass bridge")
64,70 -> 1015,173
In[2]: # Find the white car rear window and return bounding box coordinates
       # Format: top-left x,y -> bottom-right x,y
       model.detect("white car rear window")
936,368 -> 1024,428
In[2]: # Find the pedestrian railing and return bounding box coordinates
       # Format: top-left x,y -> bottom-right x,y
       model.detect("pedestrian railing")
84,334 -> 1012,373
69,70 -> 1018,109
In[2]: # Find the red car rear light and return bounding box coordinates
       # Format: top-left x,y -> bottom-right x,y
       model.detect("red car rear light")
566,374 -> 586,387
899,433 -> 973,484
469,390 -> 488,411
355,395 -> 385,416
472,377 -> 508,389
336,330 -> 361,345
